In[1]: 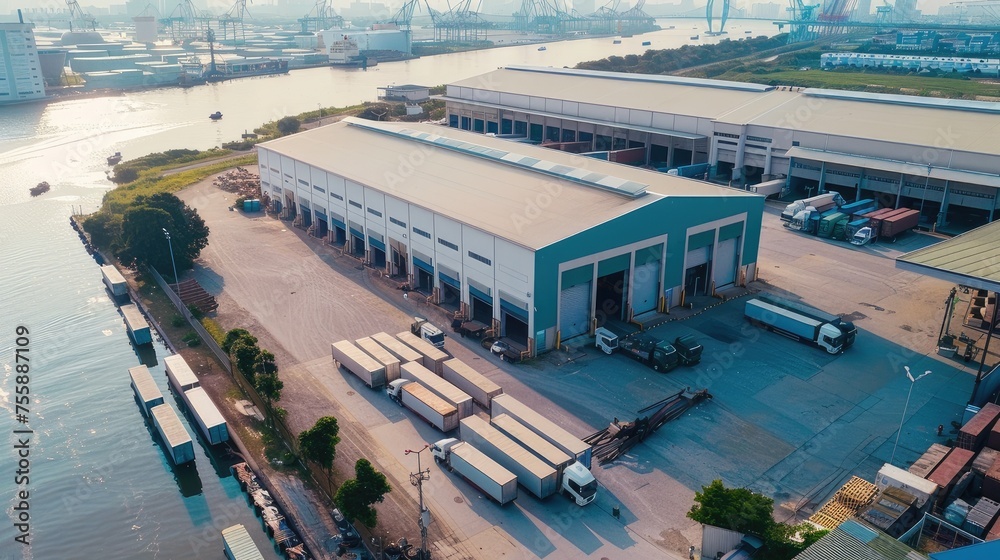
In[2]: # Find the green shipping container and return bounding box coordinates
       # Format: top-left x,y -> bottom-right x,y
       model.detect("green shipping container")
818,212 -> 846,239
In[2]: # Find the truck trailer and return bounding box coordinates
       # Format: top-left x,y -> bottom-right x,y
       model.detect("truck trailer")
431,438 -> 518,505
781,192 -> 845,222
387,379 -> 459,432
880,209 -> 920,241
401,361 -> 474,419
460,416 -> 560,501
331,340 -> 386,389
396,331 -> 449,374
617,333 -> 679,372
410,317 -> 446,348
355,336 -> 401,383
441,358 -> 502,409
491,394 -> 593,469
744,295 -> 856,354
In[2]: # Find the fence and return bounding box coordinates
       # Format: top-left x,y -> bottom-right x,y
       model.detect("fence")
147,266 -> 231,372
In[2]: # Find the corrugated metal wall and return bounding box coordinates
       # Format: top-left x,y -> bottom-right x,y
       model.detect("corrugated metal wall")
701,525 -> 744,560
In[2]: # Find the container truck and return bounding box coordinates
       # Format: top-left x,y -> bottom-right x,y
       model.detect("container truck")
460,416 -> 561,502
386,379 -> 459,432
617,333 -> 679,372
164,353 -> 200,394
410,317 -> 446,348
401,361 -> 474,418
491,394 -> 593,469
396,331 -> 449,374
880,209 -> 920,241
430,438 -> 518,505
491,413 -> 598,506
371,331 -> 422,363
744,295 -> 856,354
331,340 -> 386,389
355,336 -> 401,383
441,358 -> 502,409
845,218 -> 870,240
781,192 -> 845,223
838,199 -> 877,219
817,212 -> 846,238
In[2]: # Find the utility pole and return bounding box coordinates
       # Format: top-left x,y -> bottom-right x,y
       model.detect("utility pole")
162,228 -> 179,293
405,445 -> 431,560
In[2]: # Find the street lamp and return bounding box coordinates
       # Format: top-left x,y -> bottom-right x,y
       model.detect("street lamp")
405,445 -> 431,560
890,366 -> 931,466
163,228 -> 179,293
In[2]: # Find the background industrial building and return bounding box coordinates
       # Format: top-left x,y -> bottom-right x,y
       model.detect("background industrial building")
0,21 -> 45,102
257,118 -> 763,355
443,66 -> 1000,233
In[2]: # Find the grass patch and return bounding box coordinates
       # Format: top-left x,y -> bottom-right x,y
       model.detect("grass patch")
719,68 -> 1000,97
201,317 -> 226,346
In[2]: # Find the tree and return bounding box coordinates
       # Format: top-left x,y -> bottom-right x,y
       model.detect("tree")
298,416 -> 340,488
222,328 -> 256,354
276,116 -> 301,135
83,212 -> 123,251
230,337 -> 261,383
254,349 -> 278,378
114,193 -> 209,276
336,459 -> 391,528
255,370 -> 283,426
687,479 -> 775,538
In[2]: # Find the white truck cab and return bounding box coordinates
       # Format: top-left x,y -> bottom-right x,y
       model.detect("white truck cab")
411,317 -> 446,348
595,327 -> 619,355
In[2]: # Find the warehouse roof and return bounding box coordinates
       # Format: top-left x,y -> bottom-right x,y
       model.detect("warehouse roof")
793,519 -> 926,560
896,220 -> 1000,292
447,67 -> 1000,156
260,118 -> 756,250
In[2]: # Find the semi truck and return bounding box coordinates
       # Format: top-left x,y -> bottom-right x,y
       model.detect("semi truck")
441,358 -> 503,409
396,331 -> 449,374
781,192 -> 845,223
400,361 -> 474,419
430,438 -> 518,505
744,295 -> 856,354
410,317 -> 446,348
386,379 -> 459,432
491,394 -> 593,469
355,336 -> 401,383
596,330 -> 701,371
460,416 -> 565,503
491,413 -> 598,506
331,340 -> 386,389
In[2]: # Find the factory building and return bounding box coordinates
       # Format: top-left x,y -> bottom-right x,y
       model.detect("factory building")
0,22 -> 45,103
443,66 -> 1000,232
257,118 -> 763,355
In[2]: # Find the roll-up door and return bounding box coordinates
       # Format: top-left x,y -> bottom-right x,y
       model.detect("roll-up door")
686,246 -> 710,267
559,282 -> 591,340
631,261 -> 660,314
715,237 -> 739,288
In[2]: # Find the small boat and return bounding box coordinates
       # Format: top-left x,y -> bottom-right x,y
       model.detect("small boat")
745,30 -> 753,34
612,39 -> 621,44
690,35 -> 700,40
537,46 -> 546,51
667,26 -> 675,29
209,111 -> 223,120
107,151 -> 122,165
641,41 -> 651,46
29,181 -> 50,197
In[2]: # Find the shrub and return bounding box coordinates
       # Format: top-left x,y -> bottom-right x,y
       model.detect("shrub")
182,331 -> 201,347
201,317 -> 226,346
171,315 -> 187,328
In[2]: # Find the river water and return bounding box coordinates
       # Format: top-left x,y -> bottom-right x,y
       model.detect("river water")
0,19 -> 777,559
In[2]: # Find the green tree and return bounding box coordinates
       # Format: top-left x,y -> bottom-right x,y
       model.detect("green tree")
254,362 -> 283,427
114,194 -> 209,276
222,328 -> 256,354
230,337 -> 261,382
276,116 -> 301,135
298,416 -> 340,488
687,479 -> 775,537
254,349 -> 278,378
83,212 -> 123,251
336,459 -> 391,528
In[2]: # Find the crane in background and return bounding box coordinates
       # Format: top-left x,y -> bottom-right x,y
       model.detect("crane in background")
65,0 -> 97,31
299,0 -> 344,33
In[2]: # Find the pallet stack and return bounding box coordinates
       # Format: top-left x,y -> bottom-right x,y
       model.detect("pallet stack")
808,476 -> 879,530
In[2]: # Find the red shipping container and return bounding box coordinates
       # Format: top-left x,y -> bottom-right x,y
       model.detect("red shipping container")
984,459 -> 1000,503
989,422 -> 1000,451
928,447 -> 976,489
959,403 -> 1000,452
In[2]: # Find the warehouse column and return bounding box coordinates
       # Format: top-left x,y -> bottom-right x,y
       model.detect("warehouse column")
817,161 -> 827,193
763,146 -> 772,177
938,181 -> 950,228
733,126 -> 748,185
895,173 -> 904,209
856,169 -> 865,200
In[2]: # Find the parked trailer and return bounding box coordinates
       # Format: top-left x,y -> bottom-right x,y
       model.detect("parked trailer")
846,218 -> 870,239
781,192 -> 845,222
442,358 -> 502,409
880,209 -> 920,241
401,361 -> 473,419
460,416 -> 560,500
909,443 -> 951,478
839,199 -> 877,219
101,264 -> 128,298
331,340 -> 386,389
868,207 -> 908,238
744,296 -> 856,354
927,447 -> 975,499
355,336 -> 401,383
120,303 -> 152,345
129,365 -> 163,417
749,178 -> 785,198
163,353 -> 200,395
396,331 -> 449,374
222,524 -> 265,560
391,380 -> 459,432
491,394 -> 593,469
183,386 -> 229,445
150,403 -> 195,465
874,463 -> 939,509
818,212 -> 847,238
371,331 -> 422,363
430,438 -> 518,505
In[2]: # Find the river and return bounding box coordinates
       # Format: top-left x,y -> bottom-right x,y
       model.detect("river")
0,18 -> 777,558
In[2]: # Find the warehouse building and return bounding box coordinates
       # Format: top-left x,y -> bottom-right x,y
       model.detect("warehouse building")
257,118 -> 763,355
443,66 -> 1000,232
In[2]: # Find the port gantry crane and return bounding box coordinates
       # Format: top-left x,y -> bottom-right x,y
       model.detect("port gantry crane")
218,0 -> 250,44
65,0 -> 97,31
299,0 -> 344,33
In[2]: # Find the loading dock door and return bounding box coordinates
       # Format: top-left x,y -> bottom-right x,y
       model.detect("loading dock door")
685,246 -> 711,297
715,237 -> 739,288
501,301 -> 529,345
559,282 -> 591,340
472,296 -> 493,325
631,261 -> 660,314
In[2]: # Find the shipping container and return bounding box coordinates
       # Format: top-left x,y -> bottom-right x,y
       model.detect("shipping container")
974,448 -> 999,476
839,199 -> 877,219
371,331 -> 422,363
875,463 -> 939,508
401,362 -> 473,419
846,218 -> 871,239
183,386 -> 229,445
909,443 -> 951,478
129,365 -> 163,417
868,207 -> 909,236
491,394 -> 592,469
818,212 -> 846,238
445,440 -> 518,505
396,331 -> 449,374
880,209 -> 920,239
491,413 -> 573,470
460,416 -> 559,500
355,336 -> 401,382
990,422 -> 1000,451
150,404 -> 195,465
963,497 -> 1000,537
401,382 -> 459,432
164,353 -> 200,394
441,359 -> 502,409
928,447 -> 976,491
984,459 -> 1000,502
331,340 -> 386,389
959,403 -> 1000,452
101,264 -> 128,297
120,303 -> 152,345
222,524 -> 265,560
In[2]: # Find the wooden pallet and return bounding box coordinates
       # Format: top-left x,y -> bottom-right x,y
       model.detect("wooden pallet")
808,476 -> 879,529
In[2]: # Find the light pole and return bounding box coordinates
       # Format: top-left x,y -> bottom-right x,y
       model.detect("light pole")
163,228 -> 179,293
890,366 -> 931,466
405,445 -> 431,560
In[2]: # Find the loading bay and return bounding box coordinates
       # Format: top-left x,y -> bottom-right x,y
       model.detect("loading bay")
182,176 -> 981,559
